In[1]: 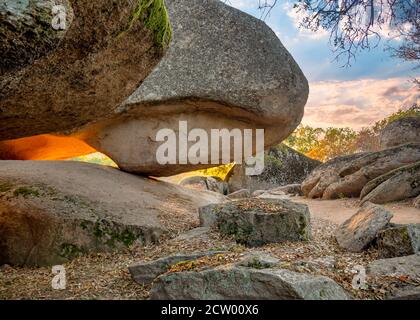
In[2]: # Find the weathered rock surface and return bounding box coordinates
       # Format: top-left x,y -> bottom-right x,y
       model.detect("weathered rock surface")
415,195 -> 420,209
335,202 -> 393,252
236,251 -> 280,268
386,286 -> 420,300
180,176 -> 228,195
256,184 -> 303,200
227,189 -> 250,200
380,117 -> 420,150
367,253 -> 420,280
149,264 -> 349,300
360,161 -> 420,205
228,145 -> 320,193
198,198 -> 311,246
55,0 -> 307,176
0,0 -> 163,140
376,224 -> 420,258
302,143 -> 420,199
129,251 -> 224,285
0,161 -> 225,266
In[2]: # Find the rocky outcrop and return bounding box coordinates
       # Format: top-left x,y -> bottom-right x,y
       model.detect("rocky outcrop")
367,253 -> 420,280
149,264 -> 349,300
1,0 -> 308,177
228,145 -> 320,193
360,161 -> 420,205
380,117 -> 420,150
0,161 -> 225,266
129,251 -> 224,285
180,176 -> 228,195
376,224 -> 420,258
302,143 -> 420,199
198,198 -> 311,246
335,202 -> 393,252
0,0 -> 165,140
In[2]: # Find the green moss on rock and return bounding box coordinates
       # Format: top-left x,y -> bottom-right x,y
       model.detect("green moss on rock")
124,0 -> 172,47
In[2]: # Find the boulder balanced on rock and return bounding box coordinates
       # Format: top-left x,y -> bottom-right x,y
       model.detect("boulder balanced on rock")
0,0 -> 309,177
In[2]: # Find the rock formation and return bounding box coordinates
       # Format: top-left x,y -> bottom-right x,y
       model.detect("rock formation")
228,144 -> 320,193
380,117 -> 420,150
302,143 -> 420,200
0,0 -> 166,140
0,161 -> 225,266
0,0 -> 309,177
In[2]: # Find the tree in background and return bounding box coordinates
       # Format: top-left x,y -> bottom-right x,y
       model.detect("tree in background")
285,103 -> 420,161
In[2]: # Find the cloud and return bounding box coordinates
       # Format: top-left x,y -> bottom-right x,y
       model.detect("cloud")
303,78 -> 419,130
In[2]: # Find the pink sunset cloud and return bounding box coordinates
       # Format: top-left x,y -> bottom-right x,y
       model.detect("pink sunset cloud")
303,78 -> 419,130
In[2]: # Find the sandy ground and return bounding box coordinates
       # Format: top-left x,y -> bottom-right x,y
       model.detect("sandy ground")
293,197 -> 420,225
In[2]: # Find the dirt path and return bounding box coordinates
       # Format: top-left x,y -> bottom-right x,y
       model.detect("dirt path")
292,197 -> 420,225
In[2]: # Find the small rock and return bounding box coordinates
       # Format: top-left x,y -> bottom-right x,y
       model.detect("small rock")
376,224 -> 420,258
173,227 -> 210,241
367,253 -> 420,280
180,176 -> 228,195
198,204 -> 220,228
199,198 -> 311,246
414,195 -> 420,209
149,264 -> 349,300
294,256 -> 336,271
227,189 -> 250,199
236,252 -> 280,269
129,251 -> 224,285
335,202 -> 393,252
252,190 -> 266,197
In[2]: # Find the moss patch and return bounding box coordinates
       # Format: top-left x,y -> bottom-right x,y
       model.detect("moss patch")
13,186 -> 40,198
124,0 -> 172,47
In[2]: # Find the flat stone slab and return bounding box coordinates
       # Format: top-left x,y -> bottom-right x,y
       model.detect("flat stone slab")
149,264 -> 349,300
199,198 -> 311,246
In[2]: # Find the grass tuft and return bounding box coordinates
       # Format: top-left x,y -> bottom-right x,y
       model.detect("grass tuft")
124,0 -> 172,48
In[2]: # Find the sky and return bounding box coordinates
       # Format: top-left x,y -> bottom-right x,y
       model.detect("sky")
226,0 -> 419,130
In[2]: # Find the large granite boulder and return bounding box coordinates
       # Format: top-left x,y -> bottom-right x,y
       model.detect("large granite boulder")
1,0 -> 308,177
380,117 -> 420,150
198,198 -> 311,246
0,0 -> 165,140
149,264 -> 349,300
335,202 -> 393,252
302,143 -> 420,199
228,144 -> 320,193
0,161 -> 225,266
360,161 -> 420,205
376,224 -> 420,258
